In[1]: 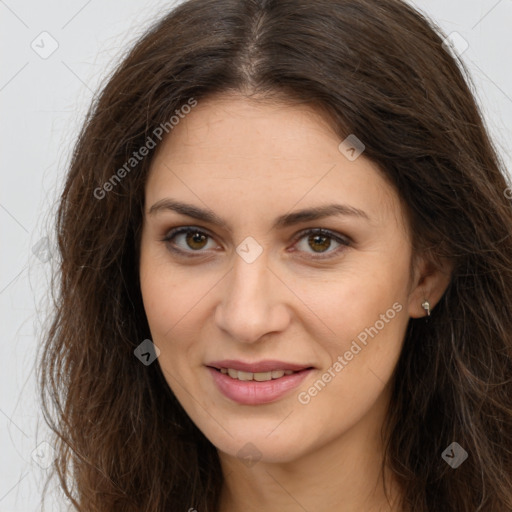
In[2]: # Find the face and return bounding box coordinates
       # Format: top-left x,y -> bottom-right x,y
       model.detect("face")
139,93 -> 421,464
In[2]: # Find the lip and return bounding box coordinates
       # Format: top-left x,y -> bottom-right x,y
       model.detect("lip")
206,364 -> 314,405
207,359 -> 312,373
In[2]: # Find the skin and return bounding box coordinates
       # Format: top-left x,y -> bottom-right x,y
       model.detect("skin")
139,92 -> 451,512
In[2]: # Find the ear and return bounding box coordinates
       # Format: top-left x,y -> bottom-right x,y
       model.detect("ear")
408,255 -> 453,318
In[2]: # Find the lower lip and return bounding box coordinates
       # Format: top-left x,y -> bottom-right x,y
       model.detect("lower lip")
207,367 -> 313,405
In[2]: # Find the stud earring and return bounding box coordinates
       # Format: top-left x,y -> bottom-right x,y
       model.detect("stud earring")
421,299 -> 431,317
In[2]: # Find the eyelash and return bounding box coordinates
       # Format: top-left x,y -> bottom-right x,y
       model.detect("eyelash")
161,226 -> 351,260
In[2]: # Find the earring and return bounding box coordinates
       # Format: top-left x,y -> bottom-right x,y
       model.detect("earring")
421,299 -> 431,317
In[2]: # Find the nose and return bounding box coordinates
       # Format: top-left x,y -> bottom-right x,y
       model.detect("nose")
214,248 -> 291,344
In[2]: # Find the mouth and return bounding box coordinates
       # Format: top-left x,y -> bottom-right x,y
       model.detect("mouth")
208,366 -> 312,382
207,359 -> 314,380
205,360 -> 315,405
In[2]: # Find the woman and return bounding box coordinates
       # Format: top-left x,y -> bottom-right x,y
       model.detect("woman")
39,0 -> 512,510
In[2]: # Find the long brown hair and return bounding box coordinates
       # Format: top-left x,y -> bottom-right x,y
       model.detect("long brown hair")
39,0 -> 512,510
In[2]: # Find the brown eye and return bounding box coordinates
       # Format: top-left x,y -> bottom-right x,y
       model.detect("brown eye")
184,231 -> 208,250
294,228 -> 350,259
163,227 -> 217,254
162,226 -> 350,260
307,233 -> 332,253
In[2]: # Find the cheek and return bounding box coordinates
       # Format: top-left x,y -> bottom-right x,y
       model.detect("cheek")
139,249 -> 225,387
298,261 -> 409,345
139,268 -> 196,389
292,254 -> 410,412
139,246 -> 210,339
294,279 -> 408,441
139,246 -> 190,357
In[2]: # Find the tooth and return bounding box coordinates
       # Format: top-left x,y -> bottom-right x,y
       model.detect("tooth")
227,368 -> 238,379
223,368 -> 294,381
254,371 -> 272,381
237,370 -> 254,381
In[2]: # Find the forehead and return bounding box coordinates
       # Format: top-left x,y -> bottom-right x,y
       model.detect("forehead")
152,93 -> 343,171
145,93 -> 403,229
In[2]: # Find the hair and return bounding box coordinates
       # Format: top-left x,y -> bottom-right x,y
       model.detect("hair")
39,0 -> 512,510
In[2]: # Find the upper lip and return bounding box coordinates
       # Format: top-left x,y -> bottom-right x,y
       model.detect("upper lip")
207,359 -> 313,373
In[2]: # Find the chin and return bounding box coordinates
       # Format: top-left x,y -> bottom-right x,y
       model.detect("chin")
202,423 -> 312,465
219,440 -> 302,465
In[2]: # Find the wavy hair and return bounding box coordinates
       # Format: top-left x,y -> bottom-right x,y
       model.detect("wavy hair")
39,0 -> 512,510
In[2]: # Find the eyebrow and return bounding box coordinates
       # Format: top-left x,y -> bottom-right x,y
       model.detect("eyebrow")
148,198 -> 369,231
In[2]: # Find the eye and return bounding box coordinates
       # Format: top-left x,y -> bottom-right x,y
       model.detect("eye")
162,227 -> 217,255
292,228 -> 350,259
162,226 -> 351,259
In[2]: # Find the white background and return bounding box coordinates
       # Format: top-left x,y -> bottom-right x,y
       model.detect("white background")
1,0 -> 511,510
